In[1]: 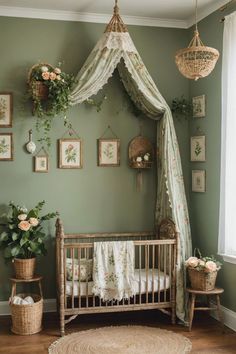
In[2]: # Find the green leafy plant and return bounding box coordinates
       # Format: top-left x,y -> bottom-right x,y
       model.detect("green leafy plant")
0,201 -> 58,261
171,95 -> 193,120
28,63 -> 76,148
85,95 -> 107,112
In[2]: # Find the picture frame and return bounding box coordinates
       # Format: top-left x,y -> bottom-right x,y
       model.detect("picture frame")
97,138 -> 120,166
0,133 -> 13,161
0,92 -> 13,127
190,135 -> 206,162
192,95 -> 206,118
192,170 -> 206,193
58,138 -> 83,169
34,155 -> 49,173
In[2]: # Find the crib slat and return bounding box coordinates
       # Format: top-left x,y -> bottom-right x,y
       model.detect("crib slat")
169,244 -> 172,303
64,249 -> 67,309
145,245 -> 149,303
158,244 -> 161,303
72,248 -> 75,309
152,244 -> 155,303
139,245 -> 141,305
78,248 -> 81,309
85,248 -> 89,308
164,244 -> 167,302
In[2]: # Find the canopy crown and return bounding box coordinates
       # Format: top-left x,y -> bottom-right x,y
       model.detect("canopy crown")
104,0 -> 128,33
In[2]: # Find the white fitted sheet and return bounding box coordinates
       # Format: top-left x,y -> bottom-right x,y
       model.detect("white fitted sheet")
66,269 -> 170,297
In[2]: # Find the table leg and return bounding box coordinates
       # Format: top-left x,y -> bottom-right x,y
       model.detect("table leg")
216,294 -> 224,332
189,293 -> 196,331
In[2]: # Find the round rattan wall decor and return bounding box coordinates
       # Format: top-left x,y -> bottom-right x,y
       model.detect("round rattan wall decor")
128,135 -> 154,169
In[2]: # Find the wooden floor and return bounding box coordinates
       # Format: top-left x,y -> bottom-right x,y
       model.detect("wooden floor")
0,311 -> 235,353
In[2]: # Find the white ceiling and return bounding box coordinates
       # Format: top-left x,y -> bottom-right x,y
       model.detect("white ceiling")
0,0 -> 229,28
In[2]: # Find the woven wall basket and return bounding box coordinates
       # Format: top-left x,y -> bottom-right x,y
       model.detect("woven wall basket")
28,63 -> 53,100
188,268 -> 217,291
10,293 -> 43,335
128,135 -> 154,169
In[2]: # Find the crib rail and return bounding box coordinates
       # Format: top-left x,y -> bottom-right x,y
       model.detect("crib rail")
56,218 -> 178,335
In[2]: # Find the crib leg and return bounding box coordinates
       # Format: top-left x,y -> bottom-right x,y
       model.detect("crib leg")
171,310 -> 176,324
60,311 -> 65,336
60,322 -> 65,336
171,301 -> 176,324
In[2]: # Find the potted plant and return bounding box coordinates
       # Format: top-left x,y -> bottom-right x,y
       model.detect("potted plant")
0,200 -> 58,279
27,63 -> 76,148
185,249 -> 222,291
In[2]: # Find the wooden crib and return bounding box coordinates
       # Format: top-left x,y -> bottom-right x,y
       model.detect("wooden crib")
55,218 -> 178,336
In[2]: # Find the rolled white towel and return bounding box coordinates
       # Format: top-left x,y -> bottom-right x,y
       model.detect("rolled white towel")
24,296 -> 34,304
12,295 -> 35,305
21,299 -> 29,305
12,296 -> 22,305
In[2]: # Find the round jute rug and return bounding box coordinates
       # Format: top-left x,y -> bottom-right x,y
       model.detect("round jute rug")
48,326 -> 192,354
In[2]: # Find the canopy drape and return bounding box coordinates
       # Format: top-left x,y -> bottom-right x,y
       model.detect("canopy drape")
69,3 -> 192,322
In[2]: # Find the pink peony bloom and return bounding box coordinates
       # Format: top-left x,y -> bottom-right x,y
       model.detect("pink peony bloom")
50,72 -> 57,80
18,220 -> 31,231
186,256 -> 199,268
18,214 -> 27,221
205,261 -> 217,272
42,72 -> 50,80
54,67 -> 61,74
29,217 -> 39,227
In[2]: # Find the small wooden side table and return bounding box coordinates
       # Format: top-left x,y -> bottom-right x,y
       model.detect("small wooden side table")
10,275 -> 43,299
186,287 -> 224,331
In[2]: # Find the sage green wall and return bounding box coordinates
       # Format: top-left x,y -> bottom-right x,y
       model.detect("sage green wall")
0,17 -> 189,301
189,5 -> 236,312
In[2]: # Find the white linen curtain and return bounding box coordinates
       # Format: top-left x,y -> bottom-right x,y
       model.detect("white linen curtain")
219,11 -> 236,257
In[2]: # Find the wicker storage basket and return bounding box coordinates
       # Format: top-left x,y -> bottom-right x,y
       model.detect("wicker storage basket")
188,267 -> 217,291
10,293 -> 43,335
13,258 -> 36,280
28,63 -> 53,100
32,81 -> 49,100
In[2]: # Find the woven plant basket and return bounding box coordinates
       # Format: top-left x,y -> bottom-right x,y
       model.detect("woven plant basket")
13,258 -> 36,280
28,63 -> 54,100
10,293 -> 43,335
32,81 -> 49,100
188,267 -> 217,291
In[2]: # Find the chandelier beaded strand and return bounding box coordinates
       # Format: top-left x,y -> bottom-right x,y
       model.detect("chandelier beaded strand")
175,0 -> 219,80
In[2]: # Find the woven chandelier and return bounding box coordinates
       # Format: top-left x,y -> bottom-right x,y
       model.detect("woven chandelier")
175,0 -> 219,80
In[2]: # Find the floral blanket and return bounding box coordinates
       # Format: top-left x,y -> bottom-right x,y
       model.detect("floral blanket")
92,241 -> 136,302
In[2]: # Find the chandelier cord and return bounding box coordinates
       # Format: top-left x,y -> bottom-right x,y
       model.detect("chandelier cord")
195,0 -> 198,33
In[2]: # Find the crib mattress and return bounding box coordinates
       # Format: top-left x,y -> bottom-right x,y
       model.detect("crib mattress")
66,269 -> 170,297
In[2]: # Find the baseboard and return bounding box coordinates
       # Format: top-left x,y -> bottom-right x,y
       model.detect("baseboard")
0,298 -> 57,316
1,298 -> 235,332
210,301 -> 236,332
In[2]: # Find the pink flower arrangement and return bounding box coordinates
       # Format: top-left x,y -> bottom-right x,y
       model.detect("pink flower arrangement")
185,249 -> 221,273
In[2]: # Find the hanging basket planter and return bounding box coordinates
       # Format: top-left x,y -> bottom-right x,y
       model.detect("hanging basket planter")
28,63 -> 54,101
32,81 -> 49,101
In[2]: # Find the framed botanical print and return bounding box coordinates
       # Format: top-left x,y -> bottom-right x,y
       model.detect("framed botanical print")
98,138 -> 120,166
0,133 -> 13,160
0,92 -> 13,127
192,95 -> 206,118
190,135 -> 206,162
34,155 -> 49,173
192,170 -> 206,193
58,138 -> 83,169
